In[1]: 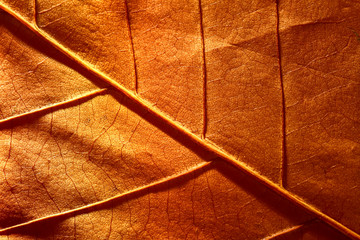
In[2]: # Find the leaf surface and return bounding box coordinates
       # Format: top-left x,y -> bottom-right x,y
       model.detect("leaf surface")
0,0 -> 359,239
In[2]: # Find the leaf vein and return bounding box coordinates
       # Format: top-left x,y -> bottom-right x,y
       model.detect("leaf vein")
198,0 -> 208,139
0,161 -> 212,234
263,219 -> 316,240
0,4 -> 359,239
0,88 -> 107,127
276,0 -> 288,189
124,0 -> 138,93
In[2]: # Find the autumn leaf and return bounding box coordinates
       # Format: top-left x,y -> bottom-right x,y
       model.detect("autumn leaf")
0,0 -> 359,239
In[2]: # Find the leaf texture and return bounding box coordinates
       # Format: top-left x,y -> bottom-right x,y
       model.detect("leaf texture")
0,0 -> 359,239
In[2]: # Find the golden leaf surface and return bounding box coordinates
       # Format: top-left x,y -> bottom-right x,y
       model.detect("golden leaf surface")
0,0 -> 359,239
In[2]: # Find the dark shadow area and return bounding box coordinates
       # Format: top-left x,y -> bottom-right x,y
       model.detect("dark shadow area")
271,219 -> 350,240
110,90 -> 216,161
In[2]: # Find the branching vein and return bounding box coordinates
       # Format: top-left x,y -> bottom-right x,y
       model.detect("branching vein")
0,161 -> 211,233
0,4 -> 359,240
0,88 -> 107,126
263,220 -> 314,240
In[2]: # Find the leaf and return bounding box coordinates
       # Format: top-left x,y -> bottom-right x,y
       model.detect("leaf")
0,0 -> 359,239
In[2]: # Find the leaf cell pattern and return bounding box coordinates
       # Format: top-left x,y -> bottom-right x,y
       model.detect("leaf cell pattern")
0,0 -> 359,239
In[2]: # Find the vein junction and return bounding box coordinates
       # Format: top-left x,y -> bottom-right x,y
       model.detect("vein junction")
0,3 -> 359,240
0,161 -> 212,233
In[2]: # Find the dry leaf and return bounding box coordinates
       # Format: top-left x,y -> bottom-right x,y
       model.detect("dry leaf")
0,0 -> 359,239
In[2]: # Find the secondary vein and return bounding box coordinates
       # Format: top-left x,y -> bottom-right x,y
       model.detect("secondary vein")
0,88 -> 107,126
0,161 -> 212,233
124,0 -> 139,93
275,0 -> 288,188
0,4 -> 359,240
263,219 -> 316,240
198,0 -> 208,139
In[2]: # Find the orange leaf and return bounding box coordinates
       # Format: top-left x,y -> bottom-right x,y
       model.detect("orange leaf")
0,0 -> 359,239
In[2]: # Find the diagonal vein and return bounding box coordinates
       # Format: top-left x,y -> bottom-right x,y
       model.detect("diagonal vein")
263,219 -> 316,240
0,161 -> 212,233
0,88 -> 107,126
0,4 -> 359,240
